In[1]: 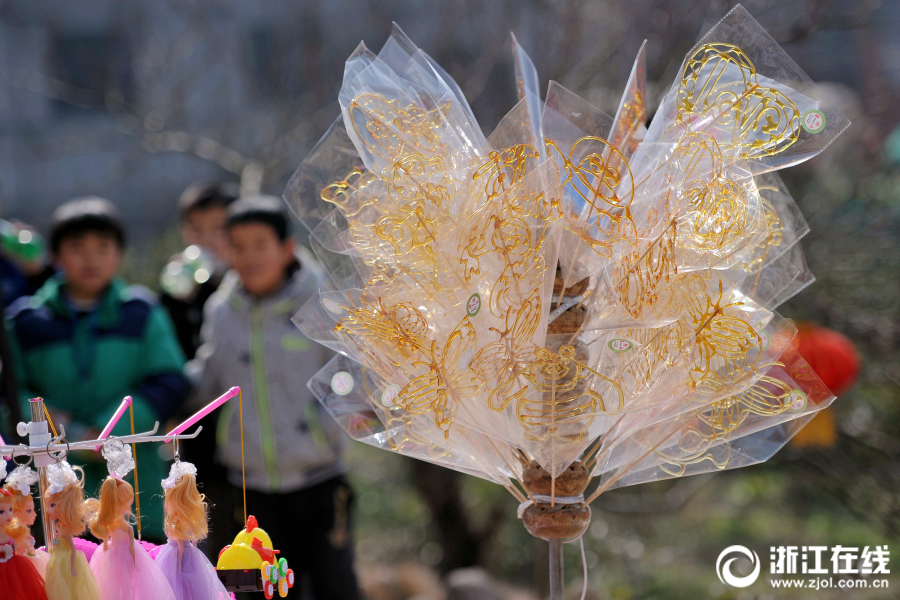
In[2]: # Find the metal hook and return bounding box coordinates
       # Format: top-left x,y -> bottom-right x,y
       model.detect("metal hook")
11,445 -> 33,467
46,436 -> 70,464
173,438 -> 180,464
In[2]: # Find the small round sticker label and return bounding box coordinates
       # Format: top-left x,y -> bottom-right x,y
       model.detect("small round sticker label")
787,389 -> 808,412
759,330 -> 771,352
331,371 -> 354,396
381,384 -> 400,407
608,338 -> 633,353
802,110 -> 826,134
466,293 -> 481,317
322,298 -> 342,314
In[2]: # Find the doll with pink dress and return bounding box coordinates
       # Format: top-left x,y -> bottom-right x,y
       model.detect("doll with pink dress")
86,441 -> 176,600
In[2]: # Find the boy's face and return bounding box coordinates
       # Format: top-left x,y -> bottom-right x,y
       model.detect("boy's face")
228,223 -> 294,297
55,232 -> 122,300
181,207 -> 229,262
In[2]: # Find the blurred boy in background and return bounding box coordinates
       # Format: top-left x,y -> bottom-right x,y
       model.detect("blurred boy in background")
160,181 -> 237,360
191,196 -> 359,599
160,182 -> 238,550
5,197 -> 188,540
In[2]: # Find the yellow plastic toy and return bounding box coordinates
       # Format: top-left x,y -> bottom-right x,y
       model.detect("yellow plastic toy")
216,516 -> 294,598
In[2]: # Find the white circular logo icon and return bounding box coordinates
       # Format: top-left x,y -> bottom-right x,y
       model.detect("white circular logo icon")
787,389 -> 808,412
759,330 -> 770,351
331,371 -> 354,396
802,109 -> 826,134
322,298 -> 342,314
466,293 -> 481,317
381,384 -> 400,407
716,545 -> 761,588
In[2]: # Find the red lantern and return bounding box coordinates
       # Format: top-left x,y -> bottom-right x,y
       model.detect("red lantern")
790,323 -> 859,449
792,324 -> 860,397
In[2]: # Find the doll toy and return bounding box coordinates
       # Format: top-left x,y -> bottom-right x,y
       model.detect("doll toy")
43,458 -> 101,600
4,455 -> 50,577
87,440 -> 175,600
0,487 -> 48,599
156,459 -> 230,600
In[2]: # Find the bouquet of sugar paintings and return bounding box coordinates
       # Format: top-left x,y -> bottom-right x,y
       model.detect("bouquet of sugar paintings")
286,4 -> 849,593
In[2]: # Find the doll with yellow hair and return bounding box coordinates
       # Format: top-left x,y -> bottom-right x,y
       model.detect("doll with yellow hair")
0,488 -> 48,599
4,461 -> 50,577
42,459 -> 101,600
156,461 -> 230,599
87,442 -> 176,600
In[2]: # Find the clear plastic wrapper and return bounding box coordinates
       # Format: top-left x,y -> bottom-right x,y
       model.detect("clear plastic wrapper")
287,5 -> 847,506
597,343 -> 834,490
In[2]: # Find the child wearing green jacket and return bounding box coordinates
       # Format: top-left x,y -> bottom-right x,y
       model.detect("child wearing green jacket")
5,198 -> 189,540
